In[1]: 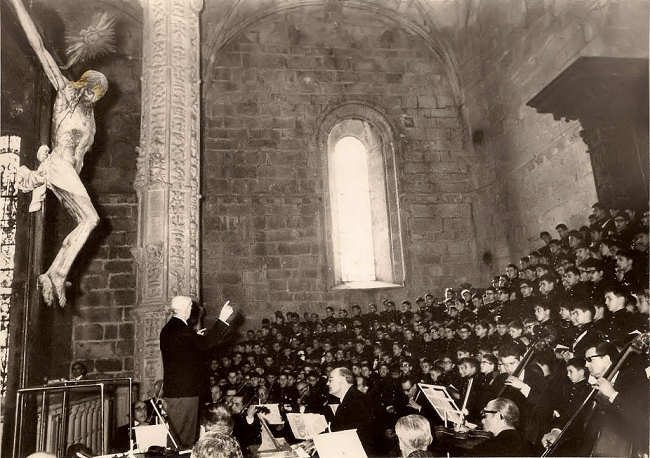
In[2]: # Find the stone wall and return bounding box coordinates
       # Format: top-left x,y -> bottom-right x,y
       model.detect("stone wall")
70,194 -> 137,375
201,6 -> 481,325
445,0 -> 648,275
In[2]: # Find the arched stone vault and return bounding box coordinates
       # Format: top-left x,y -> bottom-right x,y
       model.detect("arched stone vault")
201,0 -> 471,142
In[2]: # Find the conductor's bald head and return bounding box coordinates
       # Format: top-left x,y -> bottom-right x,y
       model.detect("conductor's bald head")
170,296 -> 193,321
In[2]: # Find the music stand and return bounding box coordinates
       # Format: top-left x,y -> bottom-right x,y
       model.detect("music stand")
257,413 -> 293,455
417,383 -> 464,426
149,399 -> 180,450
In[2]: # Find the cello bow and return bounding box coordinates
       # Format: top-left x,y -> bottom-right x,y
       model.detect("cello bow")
541,332 -> 650,457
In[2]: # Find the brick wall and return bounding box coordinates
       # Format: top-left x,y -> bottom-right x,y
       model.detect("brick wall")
201,7 -> 481,325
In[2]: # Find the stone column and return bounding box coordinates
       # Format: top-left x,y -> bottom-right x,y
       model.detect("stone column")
133,0 -> 202,397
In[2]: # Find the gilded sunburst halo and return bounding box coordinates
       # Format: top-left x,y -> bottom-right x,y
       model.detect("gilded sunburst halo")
62,12 -> 117,69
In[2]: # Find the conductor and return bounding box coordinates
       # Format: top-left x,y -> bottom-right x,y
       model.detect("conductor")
160,296 -> 236,447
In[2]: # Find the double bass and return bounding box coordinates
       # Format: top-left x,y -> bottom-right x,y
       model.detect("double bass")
542,332 -> 650,457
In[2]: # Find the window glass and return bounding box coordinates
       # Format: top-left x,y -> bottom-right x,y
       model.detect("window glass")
332,136 -> 375,282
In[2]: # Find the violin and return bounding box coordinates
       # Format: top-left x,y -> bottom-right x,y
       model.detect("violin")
434,424 -> 493,450
432,377 -> 493,450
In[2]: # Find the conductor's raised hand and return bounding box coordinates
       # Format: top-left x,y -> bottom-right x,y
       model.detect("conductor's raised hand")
218,300 -> 235,323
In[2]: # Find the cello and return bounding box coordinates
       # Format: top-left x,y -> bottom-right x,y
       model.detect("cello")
541,332 -> 650,457
493,326 -> 551,398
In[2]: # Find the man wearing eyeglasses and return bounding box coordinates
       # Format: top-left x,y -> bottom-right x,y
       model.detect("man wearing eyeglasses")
586,342 -> 648,456
467,398 -> 530,456
495,343 -> 546,449
543,341 -> 648,456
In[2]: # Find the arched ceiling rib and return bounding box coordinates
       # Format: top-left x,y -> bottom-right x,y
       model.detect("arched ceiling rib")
201,0 -> 467,107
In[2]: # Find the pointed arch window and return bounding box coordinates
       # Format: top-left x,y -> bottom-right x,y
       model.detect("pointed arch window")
321,105 -> 405,290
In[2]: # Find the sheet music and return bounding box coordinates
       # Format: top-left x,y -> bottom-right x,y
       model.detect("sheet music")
133,424 -> 168,451
256,403 -> 284,424
286,413 -> 328,439
418,383 -> 464,425
313,429 -> 367,458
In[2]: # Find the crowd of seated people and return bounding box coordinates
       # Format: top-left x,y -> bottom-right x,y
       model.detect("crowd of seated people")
147,203 -> 649,457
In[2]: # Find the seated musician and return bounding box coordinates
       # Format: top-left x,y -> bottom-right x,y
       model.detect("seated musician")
457,357 -> 484,425
395,414 -> 436,457
468,398 -> 531,456
478,354 -> 500,408
229,395 -> 262,452
200,403 -> 235,438
112,400 -> 151,452
396,377 -> 425,417
542,341 -> 649,456
541,357 -> 591,455
564,302 -> 604,360
496,343 -> 546,448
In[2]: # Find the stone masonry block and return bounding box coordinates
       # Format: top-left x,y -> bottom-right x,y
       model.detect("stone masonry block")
104,260 -> 134,273
77,291 -> 112,307
108,273 -> 136,289
431,204 -> 471,218
74,324 -> 103,341
113,290 -> 136,306
103,324 -> 117,339
80,275 -> 108,291
116,340 -> 134,356
119,323 -> 134,340
78,307 -> 123,322
95,359 -> 123,372
75,341 -> 116,359
410,217 -> 443,234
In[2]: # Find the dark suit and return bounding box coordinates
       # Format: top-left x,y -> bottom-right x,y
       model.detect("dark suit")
160,316 -> 230,446
605,309 -> 639,347
585,365 -> 649,457
329,386 -> 375,454
570,322 -> 604,357
493,365 -> 546,447
547,378 -> 592,456
469,428 -> 532,456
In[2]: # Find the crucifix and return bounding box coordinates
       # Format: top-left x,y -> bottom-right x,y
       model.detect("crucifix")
10,0 -> 109,307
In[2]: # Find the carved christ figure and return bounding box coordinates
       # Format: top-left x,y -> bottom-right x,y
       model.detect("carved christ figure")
10,0 -> 107,307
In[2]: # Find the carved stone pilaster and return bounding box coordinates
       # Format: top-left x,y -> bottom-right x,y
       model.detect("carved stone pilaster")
133,0 -> 202,396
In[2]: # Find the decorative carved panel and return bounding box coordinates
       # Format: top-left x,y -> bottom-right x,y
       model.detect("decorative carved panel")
133,0 -> 202,395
